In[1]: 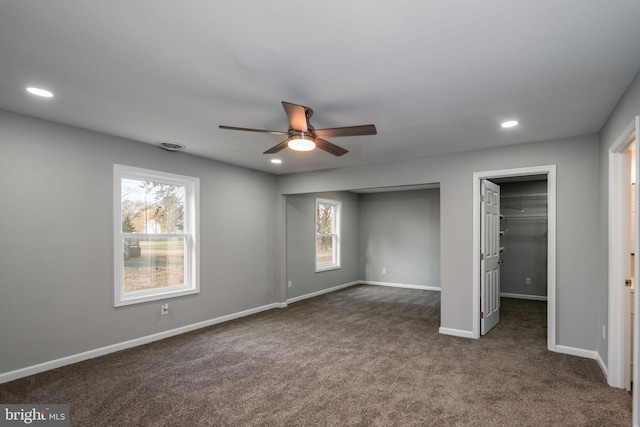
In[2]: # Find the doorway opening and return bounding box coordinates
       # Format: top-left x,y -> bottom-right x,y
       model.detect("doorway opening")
608,117 -> 638,397
480,176 -> 550,337
472,165 -> 557,350
283,184 -> 441,307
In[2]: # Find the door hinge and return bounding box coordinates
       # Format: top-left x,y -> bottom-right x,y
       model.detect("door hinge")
480,195 -> 485,203
625,279 -> 632,287
480,311 -> 484,319
480,253 -> 484,261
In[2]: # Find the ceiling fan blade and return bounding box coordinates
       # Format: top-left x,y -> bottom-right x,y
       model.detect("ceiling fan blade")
219,125 -> 288,135
315,138 -> 348,157
263,139 -> 290,154
312,124 -> 377,138
281,101 -> 308,133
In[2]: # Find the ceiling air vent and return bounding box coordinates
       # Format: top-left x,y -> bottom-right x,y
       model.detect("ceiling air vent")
159,142 -> 185,152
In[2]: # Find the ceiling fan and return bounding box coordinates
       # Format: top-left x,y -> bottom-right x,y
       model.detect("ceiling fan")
219,101 -> 377,156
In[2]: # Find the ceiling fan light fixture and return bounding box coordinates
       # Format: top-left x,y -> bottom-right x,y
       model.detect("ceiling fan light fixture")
287,134 -> 316,152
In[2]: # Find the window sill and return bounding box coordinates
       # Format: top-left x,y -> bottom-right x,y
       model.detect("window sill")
315,265 -> 341,273
115,287 -> 199,307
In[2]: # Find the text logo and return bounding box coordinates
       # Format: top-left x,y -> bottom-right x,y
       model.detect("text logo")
1,405 -> 69,427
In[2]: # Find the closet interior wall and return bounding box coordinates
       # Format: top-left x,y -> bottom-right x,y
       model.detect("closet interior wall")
498,179 -> 548,299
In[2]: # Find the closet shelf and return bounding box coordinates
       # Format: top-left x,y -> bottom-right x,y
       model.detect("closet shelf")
502,214 -> 547,219
501,193 -> 548,199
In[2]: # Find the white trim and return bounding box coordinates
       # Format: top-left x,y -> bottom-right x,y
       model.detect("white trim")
315,198 -> 341,272
557,345 -> 607,379
0,302 -> 286,384
113,164 -> 200,307
360,281 -> 441,291
635,117 -> 640,427
284,279 -> 439,304
608,119 -> 637,391
608,148 -> 630,388
597,351 -> 609,380
555,344 -> 599,360
286,281 -> 360,304
315,265 -> 341,273
472,165 -> 557,351
439,327 -> 475,339
500,292 -> 547,301
0,281 -> 443,385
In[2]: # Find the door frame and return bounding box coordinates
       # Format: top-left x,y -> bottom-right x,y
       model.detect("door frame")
607,118 -> 638,394
472,165 -> 557,350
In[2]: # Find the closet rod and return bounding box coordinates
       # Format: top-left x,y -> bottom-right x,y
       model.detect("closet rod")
501,193 -> 547,199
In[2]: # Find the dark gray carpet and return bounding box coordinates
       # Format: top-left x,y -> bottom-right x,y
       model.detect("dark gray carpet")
0,285 -> 632,426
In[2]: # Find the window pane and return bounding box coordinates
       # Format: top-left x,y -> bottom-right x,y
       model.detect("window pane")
123,237 -> 185,293
316,204 -> 334,234
316,235 -> 334,267
121,178 -> 185,234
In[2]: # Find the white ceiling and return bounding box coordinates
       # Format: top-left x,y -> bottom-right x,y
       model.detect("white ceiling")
1,1 -> 639,175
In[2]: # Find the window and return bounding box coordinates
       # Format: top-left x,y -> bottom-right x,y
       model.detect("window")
315,198 -> 341,271
114,164 -> 199,306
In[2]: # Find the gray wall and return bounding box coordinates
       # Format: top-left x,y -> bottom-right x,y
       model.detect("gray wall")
499,181 -> 547,298
359,189 -> 440,287
0,110 -> 278,375
3,66 -> 639,377
598,70 -> 640,365
285,192 -> 360,299
278,134 -> 600,350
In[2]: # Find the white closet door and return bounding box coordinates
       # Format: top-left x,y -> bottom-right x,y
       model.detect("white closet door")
481,179 -> 501,335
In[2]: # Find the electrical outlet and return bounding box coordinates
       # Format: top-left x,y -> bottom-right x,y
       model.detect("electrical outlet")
525,277 -> 531,285
382,268 -> 386,274
602,325 -> 606,340
287,281 -> 292,288
161,303 -> 169,315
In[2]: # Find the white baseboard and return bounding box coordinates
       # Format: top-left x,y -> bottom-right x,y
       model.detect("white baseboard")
0,302 -> 286,384
595,351 -> 608,379
285,280 -> 439,305
2,281 -> 435,383
439,327 -> 476,339
554,346 -> 608,380
500,292 -> 547,301
360,281 -> 441,291
555,344 -> 598,360
286,281 -> 360,304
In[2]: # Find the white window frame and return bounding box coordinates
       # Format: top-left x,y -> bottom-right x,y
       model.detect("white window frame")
315,198 -> 341,272
114,164 -> 200,307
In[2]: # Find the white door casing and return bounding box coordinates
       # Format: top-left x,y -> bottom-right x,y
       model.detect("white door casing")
607,117 -> 639,408
472,165 -> 556,348
634,117 -> 639,427
625,147 -> 633,391
481,179 -> 501,335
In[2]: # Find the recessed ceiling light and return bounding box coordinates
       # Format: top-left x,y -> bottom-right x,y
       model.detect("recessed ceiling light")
501,120 -> 518,128
270,159 -> 282,164
26,87 -> 54,98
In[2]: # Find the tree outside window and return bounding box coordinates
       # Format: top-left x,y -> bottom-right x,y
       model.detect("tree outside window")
316,198 -> 341,271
